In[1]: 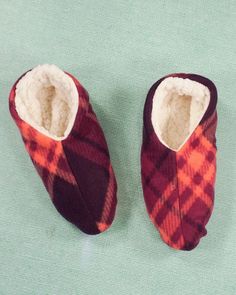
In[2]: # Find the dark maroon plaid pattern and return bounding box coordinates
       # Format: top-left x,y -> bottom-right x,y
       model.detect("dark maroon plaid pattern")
141,73 -> 217,250
9,70 -> 117,235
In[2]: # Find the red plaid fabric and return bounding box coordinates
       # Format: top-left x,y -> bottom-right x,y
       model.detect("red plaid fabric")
9,70 -> 117,235
141,74 -> 217,250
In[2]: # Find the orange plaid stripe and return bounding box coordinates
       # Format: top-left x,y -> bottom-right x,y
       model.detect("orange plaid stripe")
174,124 -> 216,246
96,164 -> 117,230
20,122 -> 77,186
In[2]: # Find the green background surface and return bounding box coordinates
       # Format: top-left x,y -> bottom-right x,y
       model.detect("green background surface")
0,1 -> 236,294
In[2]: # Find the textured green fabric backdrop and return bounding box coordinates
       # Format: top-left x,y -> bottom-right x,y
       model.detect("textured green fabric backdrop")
0,1 -> 236,294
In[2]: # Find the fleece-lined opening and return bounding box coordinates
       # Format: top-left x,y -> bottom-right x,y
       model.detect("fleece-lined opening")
15,64 -> 78,140
151,77 -> 210,151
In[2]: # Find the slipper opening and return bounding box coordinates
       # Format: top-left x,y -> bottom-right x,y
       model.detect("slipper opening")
15,64 -> 78,140
151,77 -> 210,151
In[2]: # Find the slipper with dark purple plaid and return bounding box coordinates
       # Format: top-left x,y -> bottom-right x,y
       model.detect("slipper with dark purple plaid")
9,64 -> 117,235
141,73 -> 217,250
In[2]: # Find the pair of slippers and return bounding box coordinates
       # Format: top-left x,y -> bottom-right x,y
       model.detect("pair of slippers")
9,65 -> 217,251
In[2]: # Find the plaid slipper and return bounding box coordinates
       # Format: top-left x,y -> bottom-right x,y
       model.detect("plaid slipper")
9,64 -> 117,235
141,73 -> 217,250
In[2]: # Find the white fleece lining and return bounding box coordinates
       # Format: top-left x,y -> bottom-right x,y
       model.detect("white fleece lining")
151,77 -> 210,151
15,64 -> 78,140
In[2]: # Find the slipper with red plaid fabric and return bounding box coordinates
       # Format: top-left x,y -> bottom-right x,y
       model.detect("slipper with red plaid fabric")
9,64 -> 117,235
141,74 -> 217,250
